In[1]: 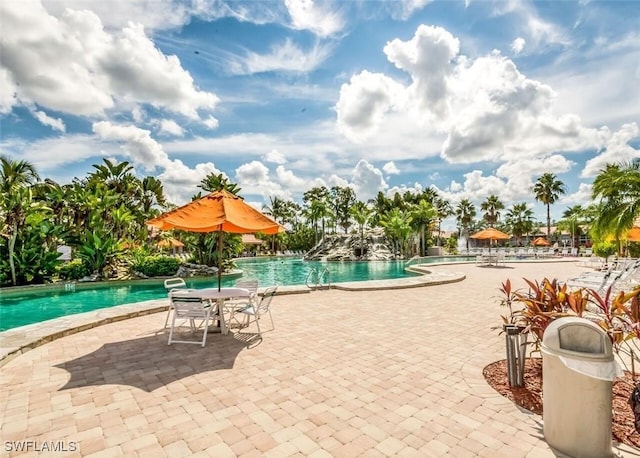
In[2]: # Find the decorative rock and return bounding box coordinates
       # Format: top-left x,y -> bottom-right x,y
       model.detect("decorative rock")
304,228 -> 397,261
176,263 -> 218,278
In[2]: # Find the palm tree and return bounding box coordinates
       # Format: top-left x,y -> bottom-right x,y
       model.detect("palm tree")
140,176 -> 166,213
263,196 -> 289,252
455,199 -> 476,251
0,156 -> 41,286
434,197 -> 453,246
533,173 -> 566,238
481,195 -> 504,227
379,209 -> 412,257
330,186 -> 356,233
408,200 -> 437,256
505,203 -> 534,246
560,205 -> 585,248
591,161 -> 640,239
350,201 -> 372,257
368,191 -> 392,226
199,173 -> 242,194
303,187 -> 331,244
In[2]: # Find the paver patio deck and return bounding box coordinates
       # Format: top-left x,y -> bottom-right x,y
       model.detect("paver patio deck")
1,260 -> 639,457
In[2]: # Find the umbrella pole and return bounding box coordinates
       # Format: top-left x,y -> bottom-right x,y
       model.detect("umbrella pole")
217,229 -> 224,291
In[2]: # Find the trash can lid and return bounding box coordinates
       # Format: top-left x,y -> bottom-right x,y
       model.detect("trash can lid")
542,317 -> 613,359
542,317 -> 621,381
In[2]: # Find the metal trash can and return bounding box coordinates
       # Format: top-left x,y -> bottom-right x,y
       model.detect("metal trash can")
541,317 -> 621,458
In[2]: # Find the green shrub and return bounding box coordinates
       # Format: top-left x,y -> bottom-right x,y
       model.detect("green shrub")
592,241 -> 617,260
132,255 -> 180,277
57,259 -> 90,281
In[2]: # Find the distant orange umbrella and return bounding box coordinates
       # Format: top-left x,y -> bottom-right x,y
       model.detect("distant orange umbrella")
241,234 -> 265,245
470,227 -> 510,253
157,237 -> 185,248
532,237 -> 550,247
469,228 -> 510,240
147,190 -> 285,289
626,227 -> 640,242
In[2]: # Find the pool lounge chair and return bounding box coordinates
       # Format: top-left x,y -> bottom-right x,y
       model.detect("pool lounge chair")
567,259 -> 640,292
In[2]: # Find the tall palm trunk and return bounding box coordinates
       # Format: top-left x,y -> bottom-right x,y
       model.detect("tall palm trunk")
8,222 -> 17,286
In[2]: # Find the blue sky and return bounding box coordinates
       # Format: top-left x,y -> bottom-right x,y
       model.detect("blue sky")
1,0 -> 639,230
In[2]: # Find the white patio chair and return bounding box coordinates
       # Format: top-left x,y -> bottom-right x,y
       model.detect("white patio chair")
163,277 -> 187,328
234,286 -> 278,338
167,294 -> 213,347
225,279 -> 259,330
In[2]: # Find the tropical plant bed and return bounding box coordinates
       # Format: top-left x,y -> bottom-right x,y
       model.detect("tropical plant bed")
483,358 -> 640,448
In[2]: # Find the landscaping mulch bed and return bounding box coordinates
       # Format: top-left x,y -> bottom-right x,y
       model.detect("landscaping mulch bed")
483,358 -> 640,448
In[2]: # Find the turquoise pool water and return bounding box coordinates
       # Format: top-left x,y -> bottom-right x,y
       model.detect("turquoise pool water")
1,256 -> 463,331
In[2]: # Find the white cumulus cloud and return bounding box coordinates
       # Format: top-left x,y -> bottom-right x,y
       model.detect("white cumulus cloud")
383,161 -> 400,175
581,123 -> 640,177
0,0 -> 218,120
511,37 -> 526,54
351,159 -> 388,201
32,110 -> 66,132
335,71 -> 406,142
92,121 -> 169,171
158,119 -> 184,137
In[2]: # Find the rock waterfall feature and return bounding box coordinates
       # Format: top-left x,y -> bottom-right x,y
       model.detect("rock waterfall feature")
303,228 -> 397,261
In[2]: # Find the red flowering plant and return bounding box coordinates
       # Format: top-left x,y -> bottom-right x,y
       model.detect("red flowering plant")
499,277 -> 640,360
587,287 -> 640,362
498,277 -> 591,347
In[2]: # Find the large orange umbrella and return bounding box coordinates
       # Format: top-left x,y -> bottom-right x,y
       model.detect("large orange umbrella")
469,227 -> 510,253
532,237 -> 550,247
147,190 -> 285,289
469,227 -> 510,240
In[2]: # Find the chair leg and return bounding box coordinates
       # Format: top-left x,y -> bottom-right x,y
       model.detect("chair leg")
168,313 -> 178,345
266,310 -> 275,332
254,314 -> 261,336
200,315 -> 209,347
164,305 -> 172,329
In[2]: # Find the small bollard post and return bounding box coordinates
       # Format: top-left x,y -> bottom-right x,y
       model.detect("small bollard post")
504,324 -> 525,387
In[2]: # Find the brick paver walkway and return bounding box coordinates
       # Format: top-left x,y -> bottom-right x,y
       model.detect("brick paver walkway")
1,261 -> 637,457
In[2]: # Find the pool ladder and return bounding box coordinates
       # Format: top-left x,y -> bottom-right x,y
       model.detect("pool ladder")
305,267 -> 331,290
64,282 -> 76,291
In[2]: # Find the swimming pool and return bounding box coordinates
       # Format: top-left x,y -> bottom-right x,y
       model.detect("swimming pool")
1,257 -> 449,331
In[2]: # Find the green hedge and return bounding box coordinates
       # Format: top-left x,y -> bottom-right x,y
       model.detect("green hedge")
57,259 -> 90,281
132,256 -> 180,277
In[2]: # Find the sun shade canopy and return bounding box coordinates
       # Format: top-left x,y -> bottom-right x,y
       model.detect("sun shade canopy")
241,234 -> 265,244
147,190 -> 285,235
625,227 -> 640,242
532,237 -> 551,246
157,237 -> 185,248
469,227 -> 510,240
